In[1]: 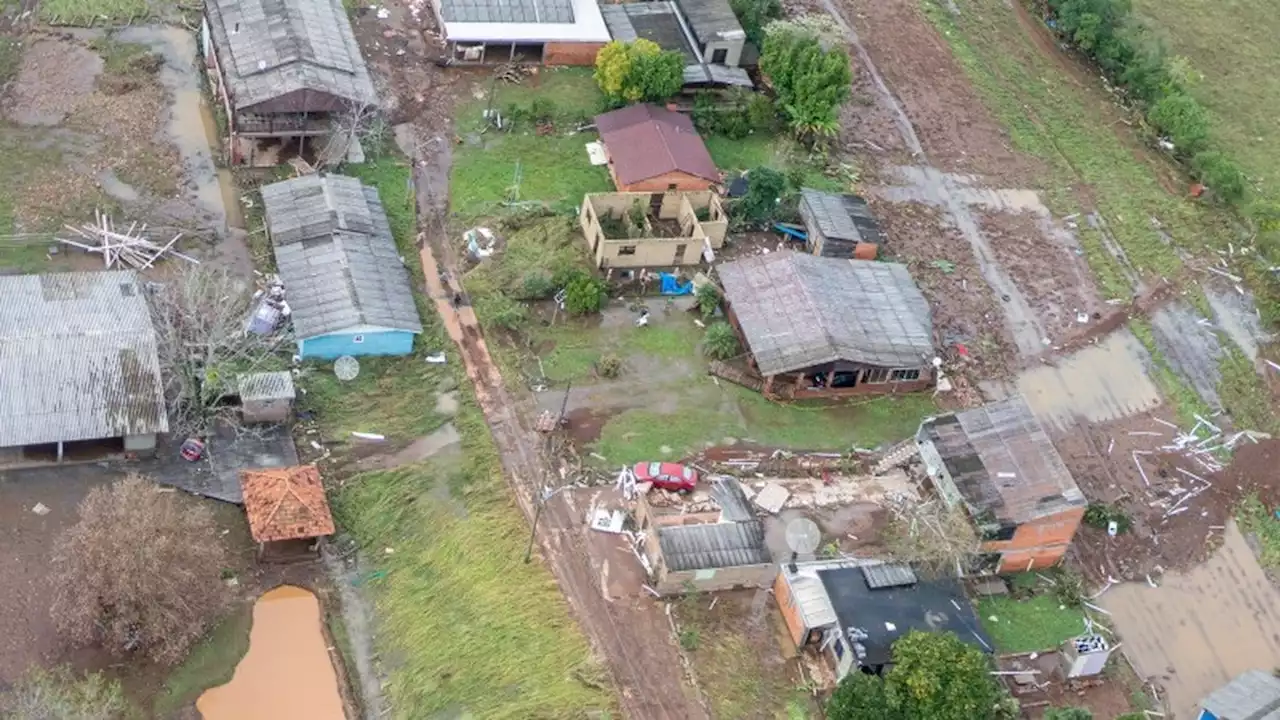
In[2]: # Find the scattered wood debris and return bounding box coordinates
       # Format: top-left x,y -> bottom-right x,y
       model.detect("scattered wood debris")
59,210 -> 198,269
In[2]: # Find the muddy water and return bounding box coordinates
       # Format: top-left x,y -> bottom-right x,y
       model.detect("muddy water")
197,586 -> 345,720
1016,329 -> 1162,431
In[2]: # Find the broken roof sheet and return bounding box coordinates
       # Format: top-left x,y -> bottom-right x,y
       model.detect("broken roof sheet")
657,520 -> 771,571
596,104 -> 719,185
800,188 -> 886,245
673,0 -> 745,47
240,465 -> 336,542
922,396 -> 1085,525
263,174 -> 423,339
1201,670 -> 1280,720
205,0 -> 377,111
718,251 -> 934,375
0,271 -> 168,447
238,371 -> 297,402
600,2 -> 699,62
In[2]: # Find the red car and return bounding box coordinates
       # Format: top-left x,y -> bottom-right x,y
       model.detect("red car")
633,461 -> 698,493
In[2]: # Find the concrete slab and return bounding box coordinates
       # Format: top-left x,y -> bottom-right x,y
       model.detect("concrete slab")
147,425 -> 300,503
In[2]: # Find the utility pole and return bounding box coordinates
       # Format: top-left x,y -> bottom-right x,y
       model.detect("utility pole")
524,484 -> 570,563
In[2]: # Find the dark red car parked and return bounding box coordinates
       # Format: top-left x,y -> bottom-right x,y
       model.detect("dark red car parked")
632,461 -> 698,493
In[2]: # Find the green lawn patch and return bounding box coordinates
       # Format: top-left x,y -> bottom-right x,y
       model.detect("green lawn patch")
40,0 -> 156,25
154,605 -> 252,717
1217,345 -> 1279,434
333,405 -> 615,718
976,595 -> 1087,653
1237,493 -> 1280,571
298,353 -> 452,443
704,133 -> 846,193
451,69 -> 611,220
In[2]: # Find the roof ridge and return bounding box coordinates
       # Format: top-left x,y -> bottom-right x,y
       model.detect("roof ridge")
787,253 -> 840,364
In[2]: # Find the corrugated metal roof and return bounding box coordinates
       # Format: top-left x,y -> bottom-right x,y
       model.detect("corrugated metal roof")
596,104 -> 720,185
238,371 -> 296,401
439,0 -> 574,24
0,271 -> 167,447
788,572 -> 838,629
205,0 -> 377,111
264,174 -> 422,340
922,396 -> 1085,524
1201,670 -> 1280,719
710,476 -> 753,523
718,251 -> 934,376
800,188 -> 885,245
673,0 -> 744,47
657,520 -> 771,571
861,563 -> 917,589
600,3 -> 698,62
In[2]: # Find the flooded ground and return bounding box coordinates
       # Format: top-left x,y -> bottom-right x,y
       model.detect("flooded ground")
197,586 -> 345,720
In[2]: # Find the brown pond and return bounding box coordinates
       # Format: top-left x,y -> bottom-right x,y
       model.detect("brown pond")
197,585 -> 345,720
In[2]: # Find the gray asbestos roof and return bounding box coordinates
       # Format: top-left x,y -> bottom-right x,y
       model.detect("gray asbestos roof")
674,0 -> 745,46
718,251 -> 934,376
800,188 -> 885,244
440,0 -> 574,24
205,0 -> 377,111
0,272 -> 168,447
238,371 -> 297,401
601,3 -> 753,88
658,520 -> 771,571
1201,670 -> 1280,719
263,174 -> 423,340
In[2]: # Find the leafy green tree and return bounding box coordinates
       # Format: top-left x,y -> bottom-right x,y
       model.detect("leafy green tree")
760,19 -> 852,142
827,671 -> 897,720
736,166 -> 788,228
703,322 -> 741,360
594,39 -> 683,105
564,273 -> 609,315
695,283 -> 721,318
729,0 -> 782,47
0,665 -> 129,720
1147,91 -> 1210,154
1192,150 -> 1248,203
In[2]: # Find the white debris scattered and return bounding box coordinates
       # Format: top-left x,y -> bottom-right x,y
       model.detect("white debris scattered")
31,503 -> 50,516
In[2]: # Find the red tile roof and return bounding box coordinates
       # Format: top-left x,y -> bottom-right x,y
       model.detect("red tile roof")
595,104 -> 719,185
240,465 -> 336,543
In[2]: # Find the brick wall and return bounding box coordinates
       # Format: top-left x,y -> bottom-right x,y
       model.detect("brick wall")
983,506 -> 1085,573
543,42 -> 605,66
617,170 -> 714,193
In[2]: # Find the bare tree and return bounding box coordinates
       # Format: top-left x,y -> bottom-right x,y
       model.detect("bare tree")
881,492 -> 981,576
146,265 -> 289,437
0,666 -> 129,720
319,96 -> 388,168
50,475 -> 231,665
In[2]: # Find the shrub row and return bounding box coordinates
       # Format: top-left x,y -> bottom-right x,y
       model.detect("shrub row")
1045,0 -> 1247,204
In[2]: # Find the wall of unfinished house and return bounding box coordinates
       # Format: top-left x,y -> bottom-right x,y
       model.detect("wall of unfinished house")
609,166 -> 714,193
983,507 -> 1086,573
578,191 -> 726,268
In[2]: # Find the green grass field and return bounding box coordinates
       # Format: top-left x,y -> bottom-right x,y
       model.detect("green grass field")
153,606 -> 253,717
1130,0 -> 1280,204
976,595 -> 1087,653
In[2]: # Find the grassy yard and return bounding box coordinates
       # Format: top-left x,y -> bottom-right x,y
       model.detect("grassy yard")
450,68 -> 611,220
1130,0 -> 1280,205
39,0 -> 168,25
976,595 -> 1087,653
153,606 -> 253,717
1237,493 -> 1280,571
704,133 -> 848,193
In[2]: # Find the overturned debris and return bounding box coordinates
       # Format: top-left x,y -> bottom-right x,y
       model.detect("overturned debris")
59,210 -> 199,270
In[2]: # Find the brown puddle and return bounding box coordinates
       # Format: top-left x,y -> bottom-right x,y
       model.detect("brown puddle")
197,586 -> 345,720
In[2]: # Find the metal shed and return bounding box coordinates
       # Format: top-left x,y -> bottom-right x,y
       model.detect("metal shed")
799,188 -> 886,259
238,371 -> 297,424
1200,670 -> 1280,720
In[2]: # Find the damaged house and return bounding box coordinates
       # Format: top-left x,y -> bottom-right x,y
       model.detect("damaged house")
202,0 -> 378,166
578,190 -> 727,268
716,251 -> 935,399
916,396 -> 1087,573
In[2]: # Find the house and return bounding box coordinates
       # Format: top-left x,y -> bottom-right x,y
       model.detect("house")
262,174 -> 423,360
1198,670 -> 1280,720
775,559 -> 992,680
578,190 -> 727,268
202,0 -> 378,166
716,251 -> 935,399
916,396 -> 1086,574
238,371 -> 296,424
429,0 -> 609,65
0,271 -> 167,463
240,465 -> 336,560
634,477 -> 776,594
599,2 -> 752,88
798,188 -> 886,259
595,104 -> 720,192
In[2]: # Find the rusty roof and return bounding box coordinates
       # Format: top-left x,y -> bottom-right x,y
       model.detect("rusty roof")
240,465 -> 335,543
921,396 -> 1085,525
595,104 -> 719,185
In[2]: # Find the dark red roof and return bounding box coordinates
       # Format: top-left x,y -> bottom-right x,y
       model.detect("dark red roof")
595,104 -> 720,185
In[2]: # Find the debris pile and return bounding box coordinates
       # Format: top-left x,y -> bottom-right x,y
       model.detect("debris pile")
59,211 -> 199,269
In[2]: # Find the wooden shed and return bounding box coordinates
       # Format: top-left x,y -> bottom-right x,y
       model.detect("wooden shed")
798,188 -> 886,259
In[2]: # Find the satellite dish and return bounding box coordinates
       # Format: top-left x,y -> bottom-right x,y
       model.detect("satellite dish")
785,517 -> 822,555
334,355 -> 360,381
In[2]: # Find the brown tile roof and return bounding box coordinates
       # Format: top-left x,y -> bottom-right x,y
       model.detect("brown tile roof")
240,465 -> 336,543
595,104 -> 719,185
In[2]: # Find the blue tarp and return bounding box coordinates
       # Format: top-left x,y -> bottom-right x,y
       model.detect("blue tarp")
659,272 -> 693,295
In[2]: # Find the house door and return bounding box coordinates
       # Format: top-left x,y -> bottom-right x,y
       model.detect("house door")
674,243 -> 687,264
650,192 -> 664,215
711,48 -> 728,64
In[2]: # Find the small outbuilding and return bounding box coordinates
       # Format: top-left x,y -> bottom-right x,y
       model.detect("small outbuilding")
595,104 -> 720,192
262,174 -> 423,360
0,271 -> 168,463
798,188 -> 886,259
1198,669 -> 1280,720
717,251 -> 935,399
916,396 -> 1086,574
673,0 -> 746,67
775,559 -> 991,681
240,465 -> 335,560
430,0 -> 610,65
600,1 -> 752,88
202,0 -> 378,166
238,371 -> 296,424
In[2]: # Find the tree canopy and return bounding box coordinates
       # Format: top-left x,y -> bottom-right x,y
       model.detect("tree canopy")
760,17 -> 852,141
826,631 -> 1008,720
0,666 -> 128,720
594,40 -> 684,105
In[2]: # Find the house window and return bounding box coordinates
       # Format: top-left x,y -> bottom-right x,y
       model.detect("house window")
863,367 -> 889,384
711,48 -> 728,64
667,183 -> 678,191
353,335 -> 365,344
891,368 -> 921,381
619,245 -> 637,256
982,523 -> 1018,542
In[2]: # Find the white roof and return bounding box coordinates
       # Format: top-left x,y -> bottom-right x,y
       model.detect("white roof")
441,0 -> 609,42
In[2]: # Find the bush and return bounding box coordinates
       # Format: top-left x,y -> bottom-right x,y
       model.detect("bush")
1192,150 -> 1248,203
703,322 -> 741,359
0,665 -> 129,720
518,271 -> 556,300
1084,501 -> 1132,534
1047,566 -> 1085,608
597,353 -> 623,378
695,283 -> 721,318
1147,91 -> 1210,155
730,0 -> 782,47
564,274 -> 609,315
1045,709 -> 1093,720
594,39 -> 683,105
476,292 -> 529,330
736,166 -> 788,228
761,19 -> 852,142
